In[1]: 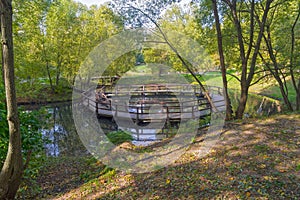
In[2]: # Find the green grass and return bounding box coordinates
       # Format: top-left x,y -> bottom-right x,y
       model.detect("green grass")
134,65 -> 150,73
296,164 -> 300,171
106,130 -> 133,145
254,144 -> 271,153
184,72 -> 297,105
258,81 -> 296,102
125,65 -> 151,76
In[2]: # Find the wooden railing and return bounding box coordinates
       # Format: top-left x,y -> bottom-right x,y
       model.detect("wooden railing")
79,84 -> 225,123
113,83 -> 203,96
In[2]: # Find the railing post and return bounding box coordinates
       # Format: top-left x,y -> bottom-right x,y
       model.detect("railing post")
166,106 -> 170,125
136,107 -> 139,124
96,101 -> 99,116
192,103 -> 195,118
115,105 -> 118,117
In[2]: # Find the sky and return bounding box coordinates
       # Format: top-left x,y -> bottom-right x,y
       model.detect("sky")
75,0 -> 191,7
75,0 -> 109,7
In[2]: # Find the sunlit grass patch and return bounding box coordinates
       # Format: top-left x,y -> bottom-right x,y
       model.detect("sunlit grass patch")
254,144 -> 271,153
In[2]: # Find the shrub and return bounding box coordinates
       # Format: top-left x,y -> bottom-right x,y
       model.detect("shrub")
106,130 -> 133,145
0,86 -> 49,196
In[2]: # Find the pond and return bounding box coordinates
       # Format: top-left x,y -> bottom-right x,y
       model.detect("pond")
38,91 -> 281,157
40,103 -> 167,156
40,103 -> 87,157
229,90 -> 281,117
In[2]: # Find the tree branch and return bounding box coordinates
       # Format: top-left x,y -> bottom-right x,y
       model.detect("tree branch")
250,73 -> 272,86
226,72 -> 241,82
129,5 -> 219,111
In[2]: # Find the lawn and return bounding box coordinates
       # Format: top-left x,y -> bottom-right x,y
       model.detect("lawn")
195,71 -> 297,105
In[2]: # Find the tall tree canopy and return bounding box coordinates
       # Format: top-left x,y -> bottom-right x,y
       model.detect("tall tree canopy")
13,0 -> 123,93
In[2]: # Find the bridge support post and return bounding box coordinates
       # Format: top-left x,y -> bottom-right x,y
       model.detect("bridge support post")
96,102 -> 99,117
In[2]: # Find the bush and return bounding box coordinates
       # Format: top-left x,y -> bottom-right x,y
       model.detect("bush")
0,86 -> 49,196
106,130 -> 133,145
0,106 -> 48,168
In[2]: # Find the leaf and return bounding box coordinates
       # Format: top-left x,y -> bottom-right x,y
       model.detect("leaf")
246,191 -> 251,197
166,179 -> 171,184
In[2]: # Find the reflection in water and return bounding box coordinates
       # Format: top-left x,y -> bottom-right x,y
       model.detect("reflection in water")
42,124 -> 66,156
229,90 -> 281,117
42,104 -> 87,157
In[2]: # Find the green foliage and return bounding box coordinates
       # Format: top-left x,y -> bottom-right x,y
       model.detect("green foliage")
182,74 -> 203,83
135,52 -> 145,65
0,85 -> 49,193
13,0 -> 123,99
19,108 -> 47,155
104,52 -> 137,76
111,0 -> 179,28
0,106 -> 48,169
254,144 -> 270,153
0,87 -> 8,164
199,115 -> 211,127
0,90 -> 9,163
106,130 -> 133,145
296,164 -> 300,171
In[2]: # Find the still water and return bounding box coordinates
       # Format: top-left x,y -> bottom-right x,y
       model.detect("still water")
41,103 -> 87,156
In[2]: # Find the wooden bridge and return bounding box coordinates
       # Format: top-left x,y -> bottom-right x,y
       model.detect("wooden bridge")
79,83 -> 226,124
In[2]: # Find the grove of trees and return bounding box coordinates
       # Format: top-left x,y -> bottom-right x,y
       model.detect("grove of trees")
13,0 -> 122,94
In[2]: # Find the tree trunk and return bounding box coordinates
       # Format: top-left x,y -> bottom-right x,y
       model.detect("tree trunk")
263,24 -> 294,111
290,4 -> 300,111
227,1 -> 249,119
297,79 -> 300,110
212,0 -> 233,120
278,80 -> 293,111
0,1 -> 23,199
235,85 -> 249,119
55,57 -> 62,88
46,62 -> 55,92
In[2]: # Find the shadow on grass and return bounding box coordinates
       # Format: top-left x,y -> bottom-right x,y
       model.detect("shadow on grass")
37,114 -> 300,199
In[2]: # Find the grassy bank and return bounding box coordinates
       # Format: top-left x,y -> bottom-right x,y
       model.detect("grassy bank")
201,71 -> 297,105
16,84 -> 72,105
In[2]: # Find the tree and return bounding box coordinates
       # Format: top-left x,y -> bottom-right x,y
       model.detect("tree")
157,5 -> 212,73
0,0 -> 23,199
197,0 -> 274,118
111,0 -> 181,28
290,3 -> 300,110
256,0 -> 300,111
45,0 -> 81,89
111,1 -> 219,109
224,0 -> 273,119
73,4 -> 123,80
258,1 -> 293,111
13,0 -> 52,92
195,0 -> 300,115
211,0 -> 233,120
